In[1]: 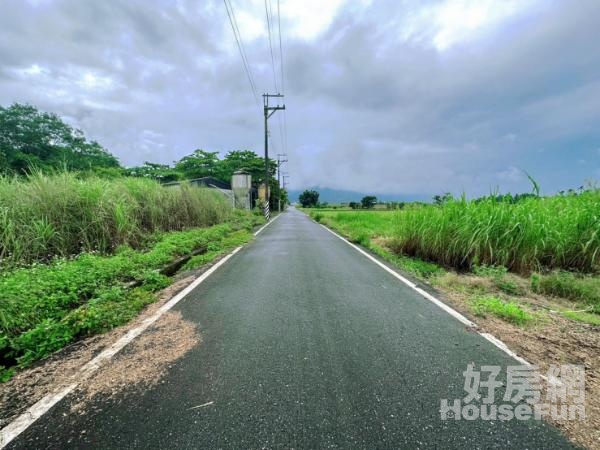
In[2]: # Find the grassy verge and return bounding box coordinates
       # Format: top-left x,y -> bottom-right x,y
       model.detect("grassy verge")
0,172 -> 231,267
309,190 -> 600,274
0,211 -> 264,381
386,192 -> 600,274
310,210 -> 442,279
307,208 -> 600,326
531,272 -> 600,313
470,296 -> 534,325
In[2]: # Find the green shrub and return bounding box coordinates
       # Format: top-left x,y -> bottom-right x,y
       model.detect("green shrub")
12,319 -> 75,366
473,265 -> 508,278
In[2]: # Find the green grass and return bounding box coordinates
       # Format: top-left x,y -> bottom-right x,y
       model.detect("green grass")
309,210 -> 442,279
470,296 -> 534,325
310,191 -> 600,276
386,191 -> 600,274
562,310 -> 600,326
0,171 -> 231,267
473,264 -> 525,296
0,211 -> 262,380
531,272 -> 600,313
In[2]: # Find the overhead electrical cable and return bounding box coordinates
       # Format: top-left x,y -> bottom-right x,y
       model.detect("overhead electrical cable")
264,0 -> 279,93
277,0 -> 284,94
223,0 -> 259,104
277,0 -> 288,153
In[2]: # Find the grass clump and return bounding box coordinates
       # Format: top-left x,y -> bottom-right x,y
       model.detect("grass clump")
561,310 -> 600,326
387,191 -> 600,274
309,210 -> 442,279
531,272 -> 600,313
473,264 -> 524,296
0,171 -> 231,267
470,296 -> 534,325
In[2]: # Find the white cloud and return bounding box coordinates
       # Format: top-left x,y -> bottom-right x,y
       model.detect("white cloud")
21,64 -> 45,76
78,72 -> 114,91
404,0 -> 544,51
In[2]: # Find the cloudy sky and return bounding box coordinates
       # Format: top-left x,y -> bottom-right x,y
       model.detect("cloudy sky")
1,0 -> 599,197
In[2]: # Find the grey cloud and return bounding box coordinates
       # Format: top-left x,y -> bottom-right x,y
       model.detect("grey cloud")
0,0 -> 599,196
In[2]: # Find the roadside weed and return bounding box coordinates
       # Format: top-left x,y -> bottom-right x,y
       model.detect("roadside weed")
470,296 -> 534,325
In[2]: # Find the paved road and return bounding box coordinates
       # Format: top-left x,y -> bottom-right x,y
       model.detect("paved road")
9,209 -> 572,449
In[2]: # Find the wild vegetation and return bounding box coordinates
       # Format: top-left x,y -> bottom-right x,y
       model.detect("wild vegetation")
0,103 -> 287,206
470,296 -> 534,325
0,103 -> 272,381
386,190 -> 600,274
311,190 -> 600,274
0,172 -> 231,267
0,213 -> 262,381
308,188 -> 600,319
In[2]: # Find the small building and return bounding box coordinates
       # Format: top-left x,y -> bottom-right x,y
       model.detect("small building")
163,175 -> 256,210
162,177 -> 231,190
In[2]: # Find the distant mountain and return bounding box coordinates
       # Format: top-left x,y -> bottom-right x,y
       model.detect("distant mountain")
288,187 -> 431,204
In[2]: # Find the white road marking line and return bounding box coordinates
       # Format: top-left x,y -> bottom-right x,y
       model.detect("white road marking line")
317,222 -> 537,368
254,213 -> 281,236
0,215 -> 282,449
188,401 -> 214,410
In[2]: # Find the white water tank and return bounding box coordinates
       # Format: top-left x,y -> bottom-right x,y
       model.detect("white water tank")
232,170 -> 252,209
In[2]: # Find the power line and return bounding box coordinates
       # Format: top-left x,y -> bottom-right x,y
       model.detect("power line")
223,0 -> 259,104
277,0 -> 284,94
227,0 -> 259,103
264,0 -> 279,93
273,0 -> 288,155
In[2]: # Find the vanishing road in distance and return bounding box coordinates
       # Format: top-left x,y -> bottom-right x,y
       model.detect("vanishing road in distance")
9,208 -> 572,449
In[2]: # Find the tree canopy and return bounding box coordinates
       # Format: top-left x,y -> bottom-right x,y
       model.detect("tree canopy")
0,103 -> 120,174
361,195 -> 377,209
0,103 -> 287,207
299,190 -> 320,208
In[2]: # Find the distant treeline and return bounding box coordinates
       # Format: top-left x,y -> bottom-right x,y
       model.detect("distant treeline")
0,103 -> 280,189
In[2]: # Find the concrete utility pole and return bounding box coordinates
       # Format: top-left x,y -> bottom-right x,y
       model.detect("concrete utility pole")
282,174 -> 290,191
263,93 -> 285,220
277,153 -> 288,212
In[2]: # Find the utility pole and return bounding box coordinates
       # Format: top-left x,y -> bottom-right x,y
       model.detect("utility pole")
263,93 -> 285,220
277,153 -> 288,212
282,174 -> 290,191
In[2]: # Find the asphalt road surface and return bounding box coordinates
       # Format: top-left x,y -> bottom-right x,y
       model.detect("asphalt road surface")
9,208 -> 573,449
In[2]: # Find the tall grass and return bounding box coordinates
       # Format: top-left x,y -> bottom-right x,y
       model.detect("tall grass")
388,191 -> 600,274
0,172 -> 231,267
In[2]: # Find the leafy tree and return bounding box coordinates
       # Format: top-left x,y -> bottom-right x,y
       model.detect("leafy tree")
386,201 -> 406,209
217,150 -> 275,185
433,192 -> 453,205
0,103 -> 120,174
128,162 -> 180,182
299,190 -> 319,208
349,201 -> 360,210
361,195 -> 377,209
174,149 -> 220,179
